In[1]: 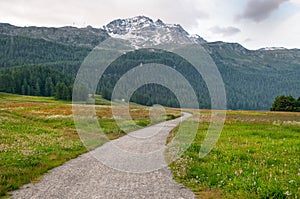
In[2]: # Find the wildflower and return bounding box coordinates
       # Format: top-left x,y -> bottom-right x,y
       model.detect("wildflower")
284,191 -> 291,196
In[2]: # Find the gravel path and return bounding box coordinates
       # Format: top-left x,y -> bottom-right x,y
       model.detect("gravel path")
11,113 -> 194,199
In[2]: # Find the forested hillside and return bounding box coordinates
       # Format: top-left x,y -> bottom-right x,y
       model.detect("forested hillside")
0,34 -> 90,68
0,34 -> 88,100
204,42 -> 300,109
0,23 -> 299,110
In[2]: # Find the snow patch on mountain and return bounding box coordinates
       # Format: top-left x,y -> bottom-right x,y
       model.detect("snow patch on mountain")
259,47 -> 287,51
105,16 -> 206,48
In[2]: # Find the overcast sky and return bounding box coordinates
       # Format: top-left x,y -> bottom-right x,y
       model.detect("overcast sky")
0,0 -> 299,50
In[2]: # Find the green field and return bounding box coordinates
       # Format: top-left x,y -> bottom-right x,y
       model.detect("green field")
170,110 -> 300,198
0,93 -> 179,197
1,93 -> 300,198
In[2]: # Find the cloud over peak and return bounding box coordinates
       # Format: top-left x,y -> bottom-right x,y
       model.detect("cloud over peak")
238,0 -> 289,22
209,26 -> 241,37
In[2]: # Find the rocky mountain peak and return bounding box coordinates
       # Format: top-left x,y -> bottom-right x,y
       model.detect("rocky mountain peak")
105,16 -> 206,48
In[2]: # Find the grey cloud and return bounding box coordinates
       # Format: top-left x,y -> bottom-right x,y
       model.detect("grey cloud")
238,0 -> 289,22
154,0 -> 209,28
0,0 -> 209,29
209,26 -> 241,37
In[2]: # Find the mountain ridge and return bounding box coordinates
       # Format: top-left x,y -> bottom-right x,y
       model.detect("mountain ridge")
0,22 -> 108,48
0,16 -> 299,110
0,16 -> 295,51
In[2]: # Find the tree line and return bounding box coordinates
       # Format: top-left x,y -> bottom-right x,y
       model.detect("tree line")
0,34 -> 299,110
0,65 -> 87,101
0,34 -> 89,101
97,49 -> 210,108
270,95 -> 300,112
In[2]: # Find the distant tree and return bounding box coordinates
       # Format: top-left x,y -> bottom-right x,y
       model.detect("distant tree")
270,95 -> 299,112
45,77 -> 55,96
34,79 -> 41,96
102,88 -> 112,100
295,97 -> 300,110
27,85 -> 31,96
62,85 -> 71,101
0,75 -> 11,92
55,82 -> 64,100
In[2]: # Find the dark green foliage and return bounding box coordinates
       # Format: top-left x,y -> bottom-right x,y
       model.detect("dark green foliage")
270,95 -> 300,112
130,84 -> 180,108
296,97 -> 300,107
0,30 -> 299,110
101,88 -> 112,100
97,46 -> 300,110
0,34 -> 89,101
0,65 -> 79,101
98,49 -> 209,109
0,34 -> 90,68
54,82 -> 72,101
204,42 -> 300,110
45,77 -> 55,96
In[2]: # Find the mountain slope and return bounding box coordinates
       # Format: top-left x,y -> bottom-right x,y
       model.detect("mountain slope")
203,42 -> 300,109
0,17 -> 299,110
0,23 -> 108,48
0,34 -> 90,68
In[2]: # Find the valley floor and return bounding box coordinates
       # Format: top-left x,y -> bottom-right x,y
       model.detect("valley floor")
1,93 -> 299,198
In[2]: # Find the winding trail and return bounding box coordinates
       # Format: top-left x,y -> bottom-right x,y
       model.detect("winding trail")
11,113 -> 194,199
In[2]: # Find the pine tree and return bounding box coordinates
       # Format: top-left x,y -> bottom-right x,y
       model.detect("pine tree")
45,77 -> 55,96
34,80 -> 41,96
55,82 -> 64,100
271,95 -> 297,112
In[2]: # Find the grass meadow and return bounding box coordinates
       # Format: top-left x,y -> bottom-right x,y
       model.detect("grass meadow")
170,110 -> 300,198
1,92 -> 299,198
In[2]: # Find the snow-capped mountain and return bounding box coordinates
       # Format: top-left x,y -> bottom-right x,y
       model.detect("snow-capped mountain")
105,16 -> 206,48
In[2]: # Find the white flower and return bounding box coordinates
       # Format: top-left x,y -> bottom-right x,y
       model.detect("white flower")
284,191 -> 291,196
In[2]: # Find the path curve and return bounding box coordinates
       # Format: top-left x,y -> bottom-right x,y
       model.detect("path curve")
11,112 -> 194,199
